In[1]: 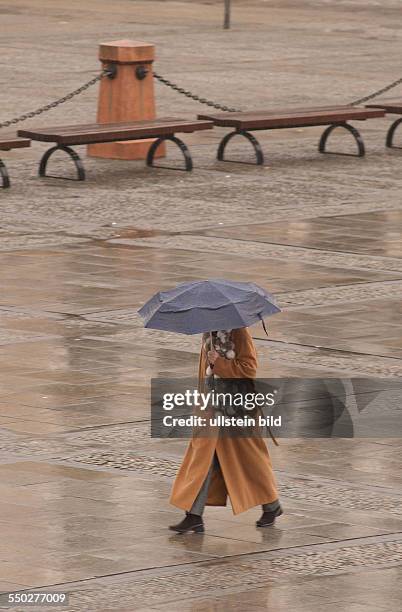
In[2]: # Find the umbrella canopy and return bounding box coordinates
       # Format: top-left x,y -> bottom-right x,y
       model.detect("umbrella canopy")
138,279 -> 281,335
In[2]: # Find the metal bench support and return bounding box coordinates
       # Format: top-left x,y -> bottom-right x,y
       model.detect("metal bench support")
0,159 -> 10,188
217,130 -> 264,165
146,135 -> 193,171
39,145 -> 86,181
319,123 -> 365,157
386,118 -> 402,149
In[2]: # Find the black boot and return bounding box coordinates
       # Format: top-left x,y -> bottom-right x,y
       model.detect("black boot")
256,506 -> 283,528
169,512 -> 204,533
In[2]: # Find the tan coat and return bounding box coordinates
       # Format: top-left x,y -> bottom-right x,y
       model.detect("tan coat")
170,327 -> 279,515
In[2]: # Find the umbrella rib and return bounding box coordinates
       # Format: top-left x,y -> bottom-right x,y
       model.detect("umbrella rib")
158,283 -> 198,305
160,280 -> 256,308
160,298 -> 254,314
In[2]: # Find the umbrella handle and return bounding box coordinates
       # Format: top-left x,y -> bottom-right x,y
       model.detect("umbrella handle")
209,331 -> 213,364
209,331 -> 216,394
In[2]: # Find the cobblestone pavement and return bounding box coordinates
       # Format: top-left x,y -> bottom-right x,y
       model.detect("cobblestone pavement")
1,0 -> 402,610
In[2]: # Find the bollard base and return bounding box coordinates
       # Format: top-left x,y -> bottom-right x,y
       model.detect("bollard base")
87,139 -> 165,160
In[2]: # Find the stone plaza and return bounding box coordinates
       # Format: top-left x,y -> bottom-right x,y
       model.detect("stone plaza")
0,0 -> 402,610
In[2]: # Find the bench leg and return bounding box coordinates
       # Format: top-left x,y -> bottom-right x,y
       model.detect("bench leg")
0,159 -> 10,189
217,130 -> 264,165
146,136 -> 193,171
39,145 -> 86,181
318,123 -> 365,157
386,118 -> 402,149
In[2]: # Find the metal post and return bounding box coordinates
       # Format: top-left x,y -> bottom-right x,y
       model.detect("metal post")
223,0 -> 231,29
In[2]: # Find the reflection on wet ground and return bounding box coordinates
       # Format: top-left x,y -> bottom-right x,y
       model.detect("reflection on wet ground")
1,235 -> 402,610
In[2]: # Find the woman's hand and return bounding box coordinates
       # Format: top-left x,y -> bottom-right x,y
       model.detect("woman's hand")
207,349 -> 219,365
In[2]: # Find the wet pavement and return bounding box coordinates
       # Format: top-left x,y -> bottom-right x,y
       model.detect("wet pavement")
1,0 -> 402,610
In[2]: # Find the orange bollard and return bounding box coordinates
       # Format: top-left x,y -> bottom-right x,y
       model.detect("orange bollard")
87,39 -> 165,160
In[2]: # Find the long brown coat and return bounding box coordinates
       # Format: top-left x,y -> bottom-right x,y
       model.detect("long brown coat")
170,327 -> 279,515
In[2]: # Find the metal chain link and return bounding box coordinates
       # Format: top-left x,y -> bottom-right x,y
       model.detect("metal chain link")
153,72 -> 240,112
350,75 -> 402,106
0,70 -> 109,130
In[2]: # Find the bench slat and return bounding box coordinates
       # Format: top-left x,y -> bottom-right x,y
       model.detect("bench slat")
198,107 -> 384,129
20,117 -> 202,135
18,118 -> 213,145
199,105 -> 355,120
0,137 -> 31,151
366,100 -> 402,113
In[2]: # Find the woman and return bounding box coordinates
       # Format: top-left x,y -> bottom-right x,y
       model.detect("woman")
169,326 -> 282,533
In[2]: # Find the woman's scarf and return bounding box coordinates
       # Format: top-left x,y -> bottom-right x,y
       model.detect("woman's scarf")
203,330 -> 235,377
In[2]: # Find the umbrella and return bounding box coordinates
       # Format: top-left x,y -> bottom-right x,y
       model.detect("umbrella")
138,279 -> 281,335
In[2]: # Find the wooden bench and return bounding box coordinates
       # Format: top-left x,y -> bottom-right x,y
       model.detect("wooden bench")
0,136 -> 31,188
198,106 -> 385,165
18,118 -> 213,180
366,101 -> 402,148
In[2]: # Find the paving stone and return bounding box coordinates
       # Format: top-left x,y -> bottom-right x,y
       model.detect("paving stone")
110,234 -> 402,273
43,539 -> 402,610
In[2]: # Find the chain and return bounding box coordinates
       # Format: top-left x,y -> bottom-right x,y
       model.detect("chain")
154,69 -> 402,110
2,64 -> 401,128
153,72 -> 240,112
154,70 -> 402,111
0,70 -> 109,130
350,75 -> 402,106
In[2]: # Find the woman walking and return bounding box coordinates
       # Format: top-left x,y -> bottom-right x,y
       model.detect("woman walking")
169,326 -> 282,533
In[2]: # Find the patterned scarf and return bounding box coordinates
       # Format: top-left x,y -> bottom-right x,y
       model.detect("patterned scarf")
203,330 -> 236,377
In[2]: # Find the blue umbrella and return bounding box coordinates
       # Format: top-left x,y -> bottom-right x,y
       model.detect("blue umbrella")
138,279 -> 281,335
